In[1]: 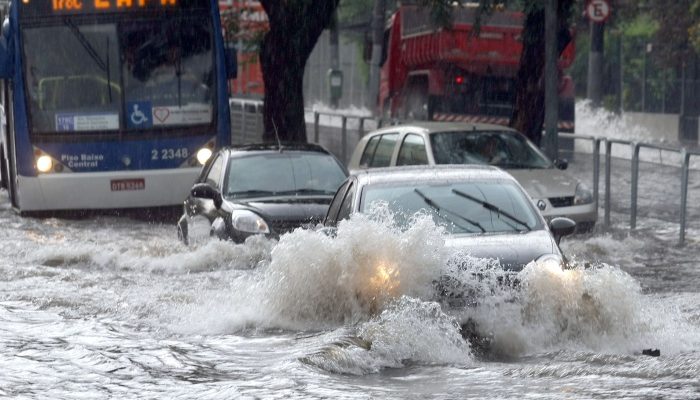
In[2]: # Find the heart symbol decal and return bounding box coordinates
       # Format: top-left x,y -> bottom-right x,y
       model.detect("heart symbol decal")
153,108 -> 170,123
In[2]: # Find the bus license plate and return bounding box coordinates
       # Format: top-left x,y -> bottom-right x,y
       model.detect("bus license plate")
111,178 -> 145,191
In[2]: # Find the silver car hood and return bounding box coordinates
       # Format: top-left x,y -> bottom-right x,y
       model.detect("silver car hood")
444,229 -> 559,271
506,168 -> 577,199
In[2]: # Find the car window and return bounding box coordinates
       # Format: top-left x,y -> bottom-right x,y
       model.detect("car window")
325,180 -> 350,226
431,130 -> 551,168
205,155 -> 224,188
359,135 -> 381,168
336,182 -> 356,222
361,180 -> 542,233
397,134 -> 428,166
369,133 -> 399,167
226,152 -> 347,198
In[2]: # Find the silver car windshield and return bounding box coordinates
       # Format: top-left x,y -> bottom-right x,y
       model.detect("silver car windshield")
431,131 -> 552,169
225,153 -> 347,199
361,180 -> 542,234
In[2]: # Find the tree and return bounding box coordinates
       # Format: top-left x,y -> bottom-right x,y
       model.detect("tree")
649,0 -> 695,67
508,0 -> 574,145
259,0 -> 340,143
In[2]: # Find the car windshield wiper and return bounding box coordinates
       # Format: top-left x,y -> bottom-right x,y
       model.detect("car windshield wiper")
414,189 -> 485,233
451,189 -> 531,232
228,190 -> 277,197
275,188 -> 336,196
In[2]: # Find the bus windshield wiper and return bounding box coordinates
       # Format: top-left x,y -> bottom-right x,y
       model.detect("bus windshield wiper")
451,189 -> 531,231
414,188 -> 485,233
64,18 -> 112,101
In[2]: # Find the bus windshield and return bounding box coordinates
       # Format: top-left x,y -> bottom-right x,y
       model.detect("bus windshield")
21,13 -> 214,135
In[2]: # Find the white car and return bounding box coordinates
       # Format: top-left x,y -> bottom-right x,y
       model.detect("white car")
347,122 -> 596,231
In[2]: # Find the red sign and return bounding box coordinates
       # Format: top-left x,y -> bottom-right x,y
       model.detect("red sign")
586,0 -> 610,23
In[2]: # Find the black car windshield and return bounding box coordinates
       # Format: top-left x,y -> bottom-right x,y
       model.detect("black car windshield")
226,152 -> 347,199
431,130 -> 552,169
361,180 -> 542,234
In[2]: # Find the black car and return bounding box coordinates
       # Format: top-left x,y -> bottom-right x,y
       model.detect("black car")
178,143 -> 348,244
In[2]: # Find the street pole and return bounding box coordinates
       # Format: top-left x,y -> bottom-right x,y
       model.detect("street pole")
329,10 -> 340,108
642,42 -> 647,112
544,0 -> 558,160
367,0 -> 386,113
618,32 -> 623,113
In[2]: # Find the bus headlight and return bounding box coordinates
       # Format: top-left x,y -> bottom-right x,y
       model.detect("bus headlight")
231,210 -> 270,234
36,155 -> 53,173
196,148 -> 213,165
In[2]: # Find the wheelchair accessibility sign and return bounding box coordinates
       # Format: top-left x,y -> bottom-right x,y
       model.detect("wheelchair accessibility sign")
127,101 -> 152,129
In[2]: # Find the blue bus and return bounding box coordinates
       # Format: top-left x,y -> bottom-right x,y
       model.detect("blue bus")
0,0 -> 236,213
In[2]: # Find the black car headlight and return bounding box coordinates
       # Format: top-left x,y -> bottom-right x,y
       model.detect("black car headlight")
231,210 -> 270,234
574,182 -> 593,205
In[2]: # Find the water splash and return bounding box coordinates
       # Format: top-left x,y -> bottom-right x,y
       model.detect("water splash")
265,210 -> 448,321
466,260 -> 700,358
576,100 -> 655,143
30,232 -> 274,273
17,204 -> 698,365
302,296 -> 472,375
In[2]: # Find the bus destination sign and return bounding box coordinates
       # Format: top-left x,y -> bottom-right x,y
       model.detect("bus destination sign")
20,0 -> 209,17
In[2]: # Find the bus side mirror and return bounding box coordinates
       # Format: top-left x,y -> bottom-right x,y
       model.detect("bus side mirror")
224,44 -> 237,80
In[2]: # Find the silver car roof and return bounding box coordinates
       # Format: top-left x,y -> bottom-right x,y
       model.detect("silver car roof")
352,165 -> 519,187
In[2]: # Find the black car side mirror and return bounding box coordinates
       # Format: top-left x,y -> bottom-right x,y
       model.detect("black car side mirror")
549,217 -> 576,245
554,158 -> 568,170
191,183 -> 223,209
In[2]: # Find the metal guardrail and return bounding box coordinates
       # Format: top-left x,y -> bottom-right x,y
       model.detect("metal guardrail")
230,99 -> 264,145
312,111 -> 379,163
562,134 -> 700,246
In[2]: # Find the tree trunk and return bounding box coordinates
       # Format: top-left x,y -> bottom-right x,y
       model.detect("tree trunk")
259,0 -> 340,143
510,1 -> 573,146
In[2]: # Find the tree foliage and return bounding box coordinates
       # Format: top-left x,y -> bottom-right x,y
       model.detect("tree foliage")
648,0 -> 695,68
689,0 -> 700,53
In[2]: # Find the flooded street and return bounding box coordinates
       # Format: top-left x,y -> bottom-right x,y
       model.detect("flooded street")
1,185 -> 699,399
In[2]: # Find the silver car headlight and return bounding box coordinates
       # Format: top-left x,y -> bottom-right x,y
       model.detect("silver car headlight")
231,210 -> 270,234
535,254 -> 564,270
574,182 -> 593,205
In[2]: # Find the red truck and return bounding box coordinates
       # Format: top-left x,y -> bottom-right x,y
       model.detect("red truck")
378,4 -> 575,130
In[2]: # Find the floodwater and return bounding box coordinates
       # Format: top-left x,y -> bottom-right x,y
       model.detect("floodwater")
2,104 -> 700,399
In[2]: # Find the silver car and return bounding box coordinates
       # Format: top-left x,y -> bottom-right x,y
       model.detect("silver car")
323,165 -> 576,272
347,122 -> 597,231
